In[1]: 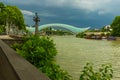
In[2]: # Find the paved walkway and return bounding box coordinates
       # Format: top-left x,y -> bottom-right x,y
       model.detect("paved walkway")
0,35 -> 13,39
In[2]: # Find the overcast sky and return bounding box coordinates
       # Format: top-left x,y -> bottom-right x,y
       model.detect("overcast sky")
1,0 -> 120,28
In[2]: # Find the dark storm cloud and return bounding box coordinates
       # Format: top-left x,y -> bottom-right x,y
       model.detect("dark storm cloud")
1,0 -> 119,28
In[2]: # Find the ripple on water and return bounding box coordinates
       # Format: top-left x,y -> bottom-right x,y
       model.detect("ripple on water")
52,36 -> 120,80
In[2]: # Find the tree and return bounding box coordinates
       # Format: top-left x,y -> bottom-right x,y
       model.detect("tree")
0,2 -> 25,34
0,2 -> 5,12
0,2 -> 5,25
111,16 -> 120,36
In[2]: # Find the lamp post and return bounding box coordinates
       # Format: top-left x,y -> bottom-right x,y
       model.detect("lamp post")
33,12 -> 40,35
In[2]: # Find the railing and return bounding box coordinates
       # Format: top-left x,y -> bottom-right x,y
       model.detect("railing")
0,40 -> 50,80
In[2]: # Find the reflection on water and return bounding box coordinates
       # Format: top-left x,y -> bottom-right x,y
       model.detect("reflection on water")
52,36 -> 120,80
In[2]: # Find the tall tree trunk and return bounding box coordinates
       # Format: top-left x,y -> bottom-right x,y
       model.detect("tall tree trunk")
6,20 -> 9,35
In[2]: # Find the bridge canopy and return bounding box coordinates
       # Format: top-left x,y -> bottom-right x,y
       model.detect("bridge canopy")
27,23 -> 90,33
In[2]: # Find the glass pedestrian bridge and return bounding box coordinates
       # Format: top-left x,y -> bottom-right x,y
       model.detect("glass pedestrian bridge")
27,23 -> 90,33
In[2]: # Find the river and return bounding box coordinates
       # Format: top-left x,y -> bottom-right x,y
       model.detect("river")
52,36 -> 120,80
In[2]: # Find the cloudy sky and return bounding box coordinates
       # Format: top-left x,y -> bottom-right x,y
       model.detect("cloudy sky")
1,0 -> 120,28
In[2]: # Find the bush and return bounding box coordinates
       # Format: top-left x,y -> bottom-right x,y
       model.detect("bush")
12,35 -> 72,80
76,32 -> 86,38
79,63 -> 113,80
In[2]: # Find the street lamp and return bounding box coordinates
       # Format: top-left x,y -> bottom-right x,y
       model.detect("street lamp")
33,12 -> 40,35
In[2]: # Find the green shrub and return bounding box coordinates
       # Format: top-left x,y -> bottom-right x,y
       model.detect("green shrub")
12,35 -> 72,80
76,32 -> 86,38
79,63 -> 113,80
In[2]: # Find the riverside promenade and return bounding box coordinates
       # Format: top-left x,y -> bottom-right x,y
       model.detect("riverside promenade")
0,35 -> 50,80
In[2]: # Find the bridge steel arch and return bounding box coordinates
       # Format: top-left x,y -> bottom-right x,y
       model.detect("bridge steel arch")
27,23 -> 90,33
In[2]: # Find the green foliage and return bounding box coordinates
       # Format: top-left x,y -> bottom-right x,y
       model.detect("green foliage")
87,29 -> 101,32
6,5 -> 25,29
52,30 -> 73,35
111,16 -> 120,36
101,27 -> 107,32
0,2 -> 25,34
0,25 -> 5,34
12,35 -> 72,80
79,63 -> 113,80
12,42 -> 22,51
106,33 -> 111,37
0,2 -> 5,13
76,32 -> 86,38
